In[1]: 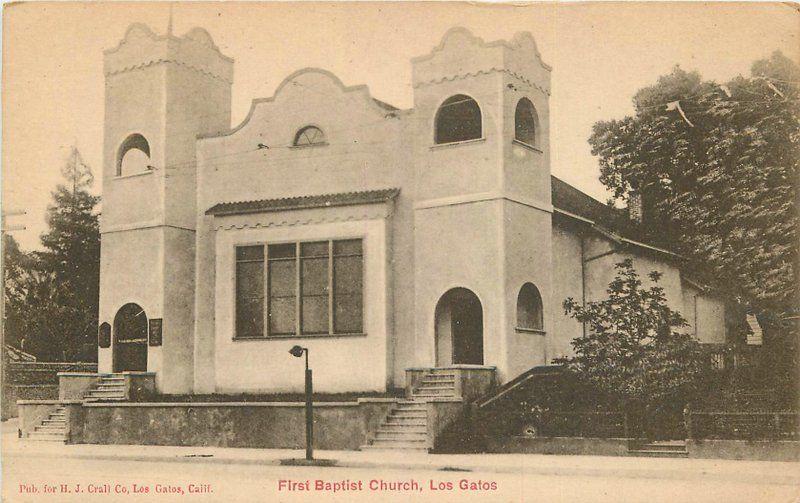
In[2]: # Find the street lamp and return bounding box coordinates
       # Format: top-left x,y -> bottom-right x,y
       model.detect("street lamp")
289,345 -> 313,460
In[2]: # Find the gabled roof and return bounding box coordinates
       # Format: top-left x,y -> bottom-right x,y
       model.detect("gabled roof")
550,175 -> 622,230
205,188 -> 400,216
550,175 -> 681,262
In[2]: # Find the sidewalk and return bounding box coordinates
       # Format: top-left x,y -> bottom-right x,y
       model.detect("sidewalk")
3,419 -> 798,487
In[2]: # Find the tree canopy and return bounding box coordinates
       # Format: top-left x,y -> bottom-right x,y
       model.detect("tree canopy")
588,51 -> 798,319
3,148 -> 100,361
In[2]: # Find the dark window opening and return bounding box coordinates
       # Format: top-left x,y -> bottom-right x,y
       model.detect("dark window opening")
515,98 -> 538,146
517,282 -> 543,331
434,95 -> 482,144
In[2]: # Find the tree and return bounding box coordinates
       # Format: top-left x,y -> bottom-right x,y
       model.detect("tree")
588,52 -> 798,319
2,148 -> 100,361
559,260 -> 709,411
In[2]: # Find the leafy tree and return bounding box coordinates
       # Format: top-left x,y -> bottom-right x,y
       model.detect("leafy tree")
588,52 -> 798,319
2,148 -> 100,361
559,260 -> 709,411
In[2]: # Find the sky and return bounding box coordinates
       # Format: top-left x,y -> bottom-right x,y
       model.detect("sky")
2,1 -> 798,250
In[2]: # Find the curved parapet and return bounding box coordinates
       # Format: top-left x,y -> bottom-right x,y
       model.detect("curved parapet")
104,23 -> 233,83
412,26 -> 550,96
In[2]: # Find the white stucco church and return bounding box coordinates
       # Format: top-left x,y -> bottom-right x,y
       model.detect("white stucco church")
97,23 -> 728,395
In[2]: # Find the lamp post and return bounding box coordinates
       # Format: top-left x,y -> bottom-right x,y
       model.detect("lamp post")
289,345 -> 313,460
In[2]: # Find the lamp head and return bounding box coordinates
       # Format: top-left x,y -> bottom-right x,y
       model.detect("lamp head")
289,345 -> 305,358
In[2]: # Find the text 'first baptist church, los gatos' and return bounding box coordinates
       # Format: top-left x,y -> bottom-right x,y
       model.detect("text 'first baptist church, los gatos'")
97,22 -> 728,395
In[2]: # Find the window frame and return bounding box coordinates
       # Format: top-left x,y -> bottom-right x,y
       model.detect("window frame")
291,125 -> 328,148
433,94 -> 484,145
515,282 -> 544,334
116,133 -> 153,177
233,238 -> 366,340
513,97 -> 539,149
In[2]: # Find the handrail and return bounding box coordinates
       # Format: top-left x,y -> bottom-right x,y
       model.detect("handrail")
476,364 -> 564,409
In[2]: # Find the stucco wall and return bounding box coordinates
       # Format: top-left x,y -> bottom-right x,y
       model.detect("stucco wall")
211,213 -> 391,393
550,222 -> 585,361
413,201 -> 503,371
503,200 -> 551,379
98,228 -> 164,374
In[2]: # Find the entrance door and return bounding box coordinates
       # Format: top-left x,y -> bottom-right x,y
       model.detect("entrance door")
113,303 -> 148,372
435,288 -> 484,366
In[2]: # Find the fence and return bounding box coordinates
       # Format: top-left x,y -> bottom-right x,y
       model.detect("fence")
686,410 -> 799,440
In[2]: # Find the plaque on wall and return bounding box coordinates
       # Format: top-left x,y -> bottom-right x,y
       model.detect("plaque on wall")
148,318 -> 163,347
98,322 -> 111,348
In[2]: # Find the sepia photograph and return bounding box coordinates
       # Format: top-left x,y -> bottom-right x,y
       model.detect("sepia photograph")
1,1 -> 798,501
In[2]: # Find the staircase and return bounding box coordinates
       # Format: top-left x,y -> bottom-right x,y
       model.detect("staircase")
83,374 -> 126,401
628,440 -> 688,458
361,370 -> 459,451
27,406 -> 67,442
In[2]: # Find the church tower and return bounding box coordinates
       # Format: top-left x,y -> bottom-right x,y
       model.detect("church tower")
410,28 -> 553,381
97,23 -> 232,392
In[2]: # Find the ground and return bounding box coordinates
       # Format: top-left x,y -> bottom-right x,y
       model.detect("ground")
3,421 -> 799,503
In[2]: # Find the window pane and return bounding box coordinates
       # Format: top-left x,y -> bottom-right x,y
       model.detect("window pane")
301,241 -> 329,257
268,243 -> 296,259
333,256 -> 362,294
302,296 -> 329,334
236,297 -> 264,338
334,294 -> 362,333
333,239 -> 362,255
269,260 -> 296,297
235,249 -> 264,338
302,257 -> 328,295
236,261 -> 263,298
236,245 -> 264,261
269,297 -> 296,335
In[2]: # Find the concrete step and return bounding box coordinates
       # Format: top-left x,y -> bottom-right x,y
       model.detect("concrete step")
378,426 -> 427,434
386,417 -> 426,426
97,383 -> 125,389
85,390 -> 125,397
35,425 -> 66,433
41,419 -> 66,426
391,411 -> 427,419
396,402 -> 426,409
375,430 -> 427,439
27,433 -> 66,442
369,437 -> 428,445
412,393 -> 456,398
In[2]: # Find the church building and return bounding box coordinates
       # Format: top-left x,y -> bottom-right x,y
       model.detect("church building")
97,24 -> 728,395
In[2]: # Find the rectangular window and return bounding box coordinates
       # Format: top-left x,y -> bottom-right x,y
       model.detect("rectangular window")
235,239 -> 363,339
235,245 -> 264,338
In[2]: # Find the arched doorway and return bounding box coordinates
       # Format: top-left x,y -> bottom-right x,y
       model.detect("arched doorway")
113,303 -> 148,372
435,288 -> 483,366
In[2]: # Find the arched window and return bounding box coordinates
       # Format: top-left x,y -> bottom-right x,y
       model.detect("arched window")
516,283 -> 543,331
293,126 -> 326,147
434,94 -> 482,144
117,134 -> 151,176
515,98 -> 538,146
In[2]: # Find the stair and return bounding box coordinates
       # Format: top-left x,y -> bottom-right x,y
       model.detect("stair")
628,440 -> 688,458
27,406 -> 67,442
361,400 -> 429,451
361,370 -> 461,451
83,374 -> 126,401
410,371 -> 457,399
